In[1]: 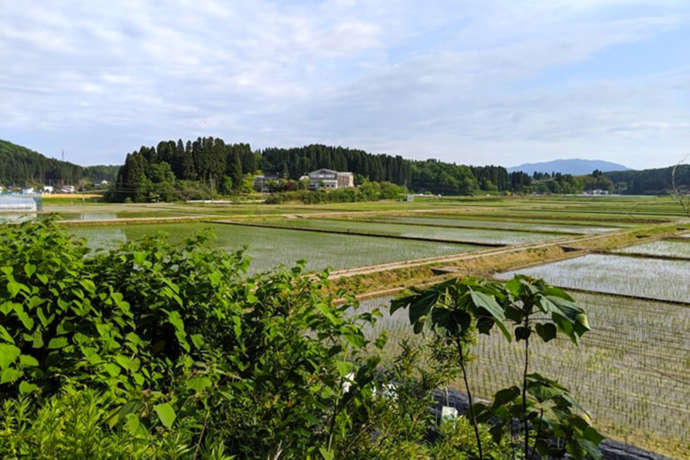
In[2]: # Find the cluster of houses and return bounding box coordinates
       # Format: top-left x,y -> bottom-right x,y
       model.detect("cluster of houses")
254,169 -> 354,193
0,181 -> 110,195
18,185 -> 76,194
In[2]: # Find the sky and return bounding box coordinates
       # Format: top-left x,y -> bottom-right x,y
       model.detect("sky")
2,0 -> 690,169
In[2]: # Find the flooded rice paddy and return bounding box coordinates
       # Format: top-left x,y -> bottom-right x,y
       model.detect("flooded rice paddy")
249,217 -> 566,245
71,222 -> 482,273
497,253 -> 690,303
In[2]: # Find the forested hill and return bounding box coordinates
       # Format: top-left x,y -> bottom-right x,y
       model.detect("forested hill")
260,144 -> 531,194
0,140 -> 119,186
605,165 -> 690,194
114,138 -> 617,202
115,139 -> 534,199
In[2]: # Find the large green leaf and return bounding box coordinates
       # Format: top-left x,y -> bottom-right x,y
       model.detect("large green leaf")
186,376 -> 212,392
535,323 -> 557,342
0,325 -> 14,344
469,289 -> 505,321
1,367 -> 22,384
492,385 -> 520,408
47,337 -> 69,349
408,289 -> 439,326
154,402 -> 176,429
0,343 -> 21,369
18,380 -> 39,394
335,360 -> 354,377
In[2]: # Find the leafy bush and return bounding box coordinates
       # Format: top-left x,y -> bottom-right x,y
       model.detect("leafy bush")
0,387 -> 212,459
0,220 -> 603,459
0,220 -> 388,458
265,181 -> 407,204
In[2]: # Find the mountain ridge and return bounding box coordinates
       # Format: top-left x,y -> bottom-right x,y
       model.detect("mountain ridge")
0,139 -> 119,186
507,158 -> 629,175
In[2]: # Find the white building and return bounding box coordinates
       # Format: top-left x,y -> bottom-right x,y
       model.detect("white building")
307,169 -> 354,190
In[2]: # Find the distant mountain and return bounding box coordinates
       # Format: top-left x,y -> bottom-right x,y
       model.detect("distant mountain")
507,159 -> 629,176
0,139 -> 119,186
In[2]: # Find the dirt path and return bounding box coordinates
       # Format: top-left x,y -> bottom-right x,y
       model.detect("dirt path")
328,222 -> 685,280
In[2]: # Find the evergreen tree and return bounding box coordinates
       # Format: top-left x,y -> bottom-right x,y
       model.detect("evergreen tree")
230,149 -> 243,191
182,141 -> 196,180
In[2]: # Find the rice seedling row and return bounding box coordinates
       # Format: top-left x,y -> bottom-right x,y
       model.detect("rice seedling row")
357,292 -> 690,457
361,215 -> 618,234
496,254 -> 690,303
70,222 -> 480,274
244,217 -> 566,245
613,239 -> 690,258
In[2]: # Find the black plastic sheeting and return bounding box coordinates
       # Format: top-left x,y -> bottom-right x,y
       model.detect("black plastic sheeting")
429,388 -> 674,460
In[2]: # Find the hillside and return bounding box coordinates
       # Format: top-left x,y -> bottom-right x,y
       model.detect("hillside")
605,165 -> 690,194
0,140 -> 119,186
507,158 -> 629,175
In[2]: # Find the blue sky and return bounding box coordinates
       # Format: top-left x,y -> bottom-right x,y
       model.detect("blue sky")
1,0 -> 689,169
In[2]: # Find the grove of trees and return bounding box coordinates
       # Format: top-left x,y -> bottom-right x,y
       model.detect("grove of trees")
605,165 -> 690,194
260,145 -> 535,196
111,137 -> 257,202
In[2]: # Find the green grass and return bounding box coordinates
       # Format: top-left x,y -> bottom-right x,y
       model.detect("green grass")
70,222 -> 480,273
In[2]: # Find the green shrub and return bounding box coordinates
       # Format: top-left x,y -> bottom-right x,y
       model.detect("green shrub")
266,181 -> 407,204
0,220 -> 603,459
0,220 -> 385,458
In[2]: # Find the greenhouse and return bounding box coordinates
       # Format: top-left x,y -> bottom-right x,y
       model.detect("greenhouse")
0,194 -> 41,211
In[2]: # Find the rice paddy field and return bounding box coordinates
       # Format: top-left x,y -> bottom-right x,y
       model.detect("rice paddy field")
357,215 -> 620,234
496,253 -> 690,303
70,222 -> 481,273
614,239 -> 690,258
4,194 -> 690,457
358,292 -> 690,458
243,217 -> 567,245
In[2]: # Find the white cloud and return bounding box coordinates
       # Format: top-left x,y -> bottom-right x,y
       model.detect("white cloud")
0,0 -> 689,167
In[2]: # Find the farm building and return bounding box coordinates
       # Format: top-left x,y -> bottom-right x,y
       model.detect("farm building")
253,175 -> 280,192
307,169 -> 354,190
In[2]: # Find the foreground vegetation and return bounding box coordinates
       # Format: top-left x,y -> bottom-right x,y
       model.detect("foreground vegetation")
0,220 -> 604,459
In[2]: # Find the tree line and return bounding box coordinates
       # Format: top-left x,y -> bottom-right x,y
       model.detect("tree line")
113,137 -> 688,202
260,144 -> 535,195
605,165 -> 690,194
0,140 -> 118,187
